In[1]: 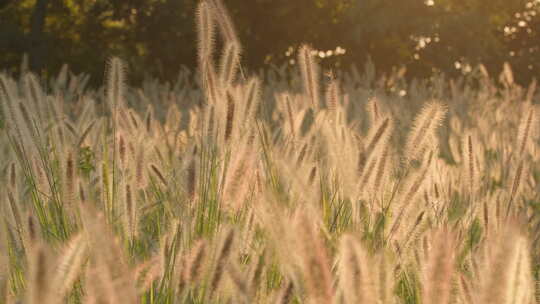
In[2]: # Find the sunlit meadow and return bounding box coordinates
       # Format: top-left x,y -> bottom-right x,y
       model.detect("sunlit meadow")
1,1 -> 540,303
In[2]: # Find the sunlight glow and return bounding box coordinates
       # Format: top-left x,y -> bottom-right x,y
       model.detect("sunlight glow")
285,46 -> 346,63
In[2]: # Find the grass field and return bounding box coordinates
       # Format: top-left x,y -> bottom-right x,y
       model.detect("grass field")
1,1 -> 540,303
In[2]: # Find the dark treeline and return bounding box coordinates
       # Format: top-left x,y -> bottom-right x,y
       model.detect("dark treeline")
0,0 -> 538,85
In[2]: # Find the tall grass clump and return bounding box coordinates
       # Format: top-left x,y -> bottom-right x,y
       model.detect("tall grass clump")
1,1 -> 540,304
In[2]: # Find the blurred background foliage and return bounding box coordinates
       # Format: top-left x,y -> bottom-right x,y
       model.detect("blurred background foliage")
0,0 -> 539,85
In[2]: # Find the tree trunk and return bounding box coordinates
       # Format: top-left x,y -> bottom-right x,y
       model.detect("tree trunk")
29,0 -> 49,72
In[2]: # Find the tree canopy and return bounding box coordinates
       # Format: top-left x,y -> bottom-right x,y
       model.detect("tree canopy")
0,0 -> 538,84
